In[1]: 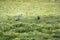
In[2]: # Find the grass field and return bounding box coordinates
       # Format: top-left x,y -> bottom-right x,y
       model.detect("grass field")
0,0 -> 60,40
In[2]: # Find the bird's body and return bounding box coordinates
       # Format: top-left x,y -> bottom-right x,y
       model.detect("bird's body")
16,14 -> 22,21
37,16 -> 40,20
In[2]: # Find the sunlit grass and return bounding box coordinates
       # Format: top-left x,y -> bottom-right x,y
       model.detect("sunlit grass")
0,0 -> 60,40
0,0 -> 60,16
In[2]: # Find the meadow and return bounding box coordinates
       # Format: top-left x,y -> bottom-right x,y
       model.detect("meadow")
0,0 -> 60,40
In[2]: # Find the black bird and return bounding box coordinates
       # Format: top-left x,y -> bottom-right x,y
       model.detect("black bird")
37,16 -> 40,20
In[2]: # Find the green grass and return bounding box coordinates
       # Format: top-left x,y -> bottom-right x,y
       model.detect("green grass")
0,0 -> 60,40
